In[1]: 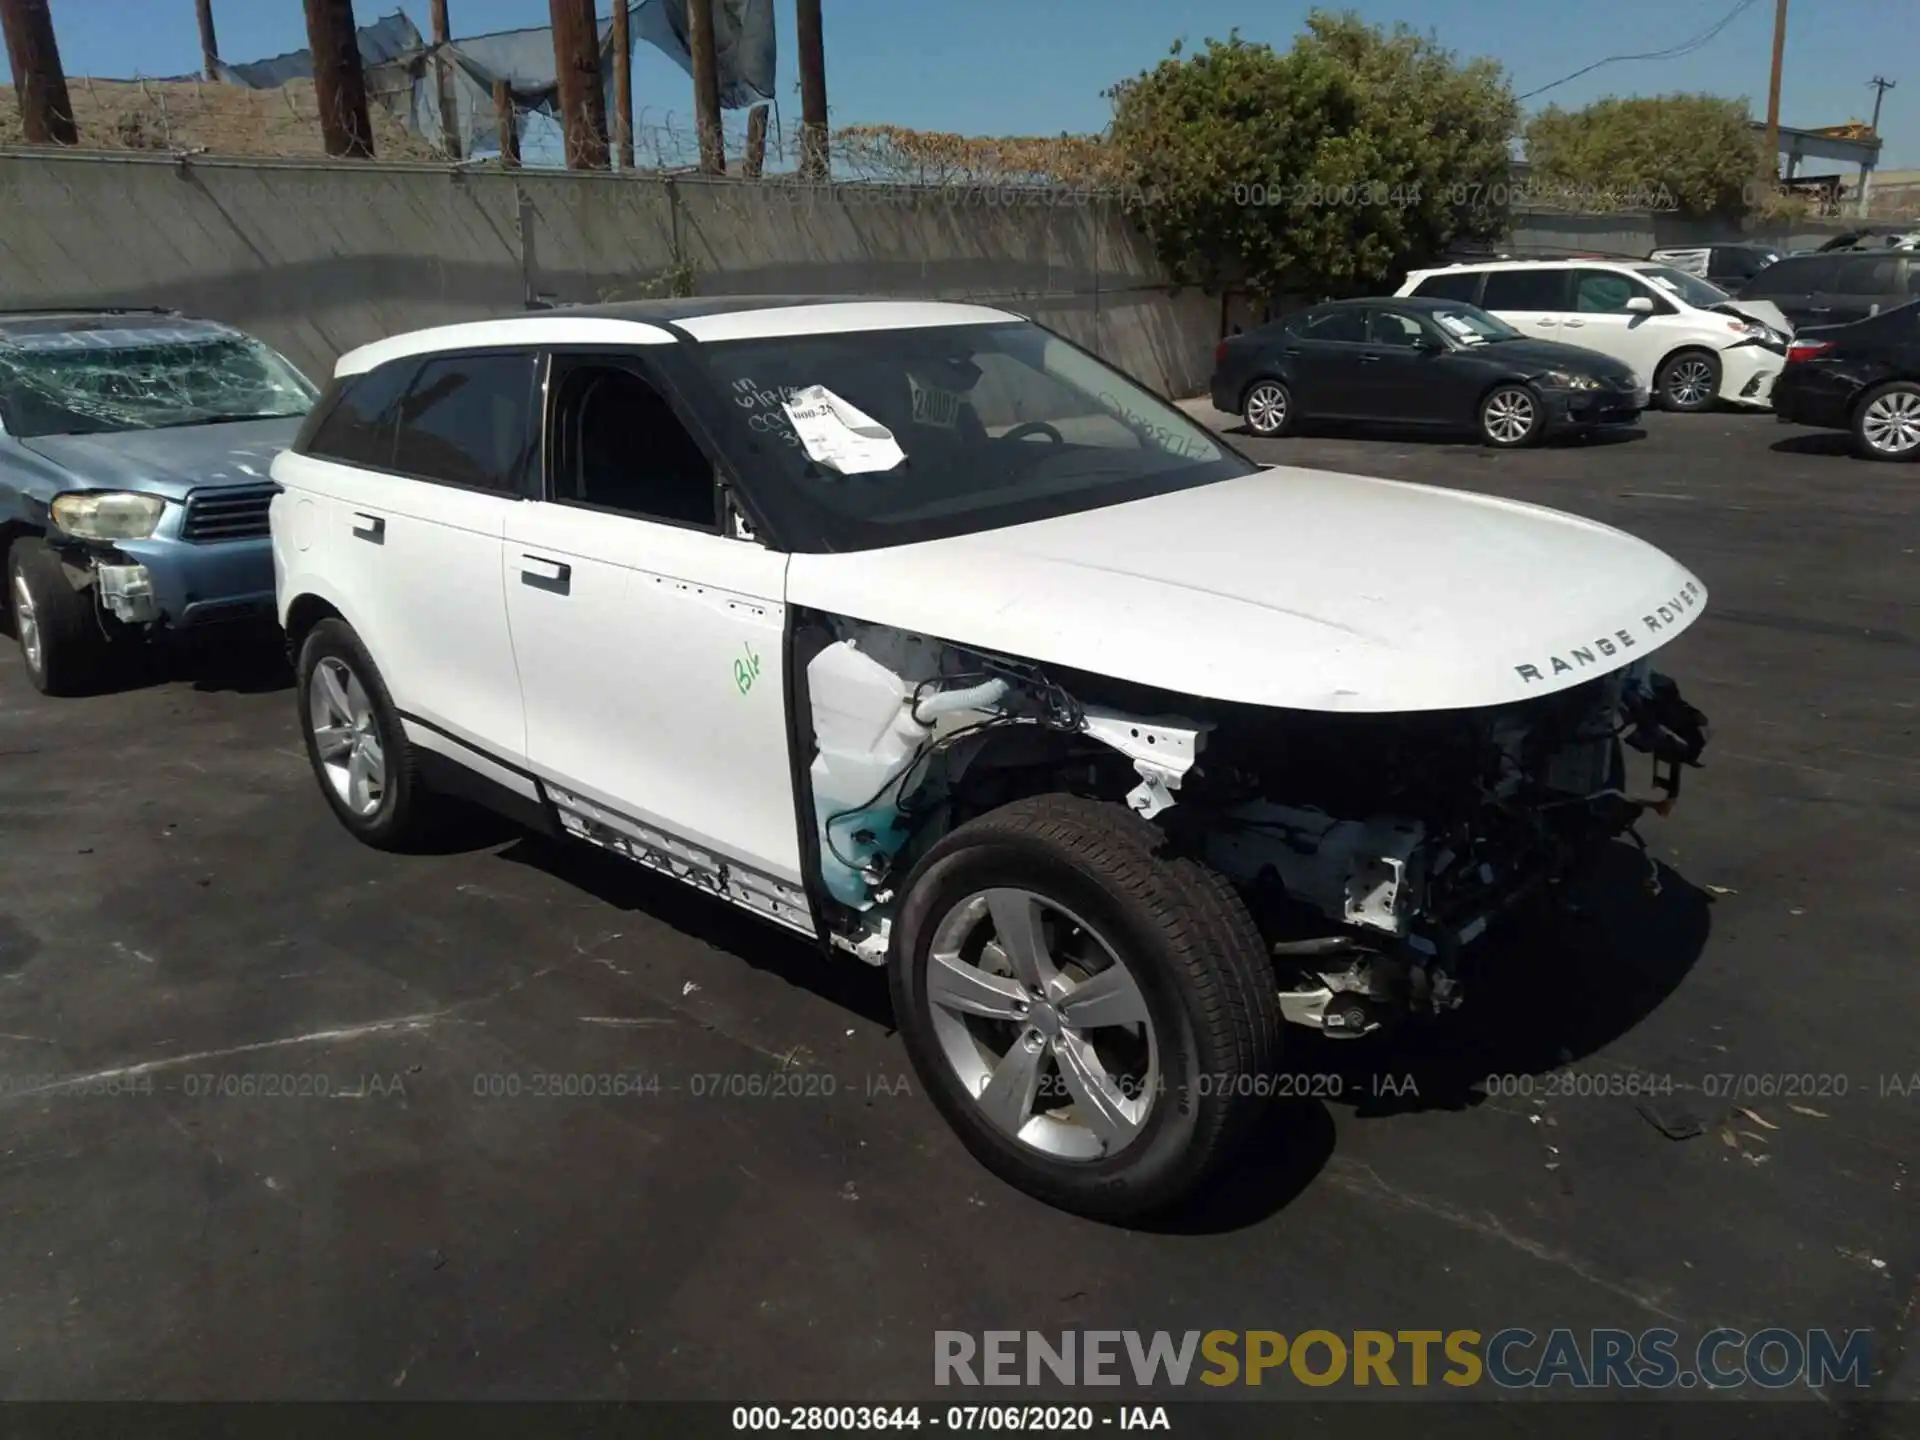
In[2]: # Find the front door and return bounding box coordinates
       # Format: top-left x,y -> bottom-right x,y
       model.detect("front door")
1358,307 -> 1458,423
1563,270 -> 1669,384
503,351 -> 804,900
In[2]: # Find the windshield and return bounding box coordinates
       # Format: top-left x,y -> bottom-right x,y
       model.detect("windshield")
689,321 -> 1257,552
1430,305 -> 1520,344
0,325 -> 317,438
1634,265 -> 1732,309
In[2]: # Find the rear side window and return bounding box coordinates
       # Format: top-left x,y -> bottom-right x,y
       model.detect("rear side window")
300,358 -> 417,467
1411,271 -> 1480,302
391,351 -> 538,492
1834,255 -> 1902,295
1481,269 -> 1572,310
1742,257 -> 1837,295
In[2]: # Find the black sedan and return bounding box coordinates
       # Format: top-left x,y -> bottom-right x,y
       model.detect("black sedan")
1772,299 -> 1920,461
1209,298 -> 1647,448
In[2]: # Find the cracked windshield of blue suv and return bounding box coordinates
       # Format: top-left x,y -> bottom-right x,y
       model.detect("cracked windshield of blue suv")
693,321 -> 1256,550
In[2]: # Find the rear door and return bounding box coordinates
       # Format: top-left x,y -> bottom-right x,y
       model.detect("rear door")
1280,306 -> 1370,416
1740,256 -> 1840,328
1480,268 -> 1577,341
1822,254 -> 1905,324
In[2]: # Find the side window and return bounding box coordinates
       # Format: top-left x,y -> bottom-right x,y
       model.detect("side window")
1481,268 -> 1572,311
390,352 -> 537,492
1905,263 -> 1920,298
1573,272 -> 1640,313
1295,307 -> 1366,343
1745,257 -> 1832,296
1835,255 -> 1901,295
300,358 -> 417,467
1411,271 -> 1481,302
1367,309 -> 1427,346
549,360 -> 718,531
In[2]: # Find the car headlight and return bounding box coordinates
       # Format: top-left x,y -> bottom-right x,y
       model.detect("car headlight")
50,491 -> 168,541
1539,370 -> 1603,391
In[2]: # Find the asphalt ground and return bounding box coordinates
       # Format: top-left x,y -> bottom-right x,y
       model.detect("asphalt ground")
0,405 -> 1913,1432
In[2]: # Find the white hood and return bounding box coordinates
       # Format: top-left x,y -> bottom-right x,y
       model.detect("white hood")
786,468 -> 1708,714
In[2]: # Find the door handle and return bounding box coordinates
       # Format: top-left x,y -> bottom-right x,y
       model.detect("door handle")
1358,353 -> 1381,363
1282,347 -> 1303,357
350,512 -> 385,543
1532,318 -> 1558,327
520,554 -> 571,594
1562,319 -> 1586,328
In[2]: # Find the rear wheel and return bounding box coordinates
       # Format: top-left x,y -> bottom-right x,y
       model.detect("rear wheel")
1242,378 -> 1295,437
1852,381 -> 1920,461
296,618 -> 442,850
1479,384 -> 1544,447
1656,349 -> 1721,412
7,538 -> 109,696
890,794 -> 1282,1222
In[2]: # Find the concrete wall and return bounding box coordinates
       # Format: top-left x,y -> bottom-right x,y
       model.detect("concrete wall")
0,150 -> 1220,399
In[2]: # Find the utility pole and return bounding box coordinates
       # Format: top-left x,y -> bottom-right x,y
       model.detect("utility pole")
796,0 -> 828,180
493,77 -> 519,166
1762,0 -> 1787,183
0,0 -> 78,145
611,0 -> 634,170
549,0 -> 609,170
1867,75 -> 1896,134
687,0 -> 724,173
303,0 -> 375,158
428,0 -> 460,158
195,0 -> 220,80
742,103 -> 768,178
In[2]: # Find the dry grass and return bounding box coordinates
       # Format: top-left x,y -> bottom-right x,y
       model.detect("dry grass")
0,77 -> 439,161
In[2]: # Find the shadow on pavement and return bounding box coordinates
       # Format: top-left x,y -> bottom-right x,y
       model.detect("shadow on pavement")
1769,431 -> 1858,459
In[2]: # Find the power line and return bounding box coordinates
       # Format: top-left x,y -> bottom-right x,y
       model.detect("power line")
1516,0 -> 1764,103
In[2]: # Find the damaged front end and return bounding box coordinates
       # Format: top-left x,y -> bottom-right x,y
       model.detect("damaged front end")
796,612 -> 1708,1036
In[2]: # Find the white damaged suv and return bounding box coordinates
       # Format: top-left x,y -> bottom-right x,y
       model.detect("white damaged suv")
270,298 -> 1711,1220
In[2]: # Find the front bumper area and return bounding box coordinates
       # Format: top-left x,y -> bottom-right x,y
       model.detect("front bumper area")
1540,383 -> 1645,430
64,535 -> 275,631
1718,342 -> 1786,409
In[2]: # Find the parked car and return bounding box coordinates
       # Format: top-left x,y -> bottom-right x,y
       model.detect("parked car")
1647,243 -> 1782,288
1772,299 -> 1920,460
1,308 -> 318,694
1733,248 -> 1920,330
271,297 -> 1712,1219
1209,297 -> 1646,446
1397,259 -> 1790,412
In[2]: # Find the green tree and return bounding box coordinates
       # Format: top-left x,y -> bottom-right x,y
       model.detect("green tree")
1106,12 -> 1518,304
1523,94 -> 1763,219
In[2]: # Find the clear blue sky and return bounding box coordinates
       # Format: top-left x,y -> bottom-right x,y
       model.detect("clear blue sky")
43,0 -> 1920,168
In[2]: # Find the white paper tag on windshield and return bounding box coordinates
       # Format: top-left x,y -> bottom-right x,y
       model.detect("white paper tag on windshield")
781,385 -> 906,475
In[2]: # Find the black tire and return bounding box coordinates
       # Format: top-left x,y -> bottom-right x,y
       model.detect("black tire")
6,537 -> 109,697
1850,380 -> 1920,462
1241,378 -> 1295,437
295,617 -> 442,850
1655,348 -> 1721,413
1478,383 -> 1545,448
889,793 -> 1283,1222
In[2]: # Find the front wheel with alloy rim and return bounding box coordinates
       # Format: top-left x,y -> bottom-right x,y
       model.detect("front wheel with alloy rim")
1656,349 -> 1721,412
295,618 -> 442,850
1242,378 -> 1295,437
7,538 -> 109,696
1479,384 -> 1544,447
890,793 -> 1283,1221
1853,380 -> 1920,461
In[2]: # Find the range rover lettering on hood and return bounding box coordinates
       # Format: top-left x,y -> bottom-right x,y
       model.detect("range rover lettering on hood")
1514,580 -> 1706,684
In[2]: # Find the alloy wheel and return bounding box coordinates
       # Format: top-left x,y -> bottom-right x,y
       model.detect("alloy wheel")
11,573 -> 41,676
308,655 -> 387,817
1861,389 -> 1920,456
1483,388 -> 1536,444
1667,357 -> 1716,408
1245,382 -> 1288,435
925,888 -> 1158,1161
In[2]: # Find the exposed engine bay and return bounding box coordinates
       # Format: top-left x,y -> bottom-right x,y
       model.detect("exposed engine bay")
797,612 -> 1710,1035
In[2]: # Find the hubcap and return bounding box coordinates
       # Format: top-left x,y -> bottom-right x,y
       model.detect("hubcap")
308,656 -> 386,817
1484,389 -> 1535,443
1669,359 -> 1714,407
1862,390 -> 1920,454
926,888 -> 1158,1161
1246,383 -> 1288,434
11,573 -> 41,675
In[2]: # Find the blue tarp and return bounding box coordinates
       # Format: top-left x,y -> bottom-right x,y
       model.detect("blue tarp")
180,4 -> 777,157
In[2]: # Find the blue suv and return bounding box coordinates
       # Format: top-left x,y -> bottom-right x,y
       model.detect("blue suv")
0,309 -> 317,694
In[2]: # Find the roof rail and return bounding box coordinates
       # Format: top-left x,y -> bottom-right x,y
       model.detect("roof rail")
0,305 -> 183,319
